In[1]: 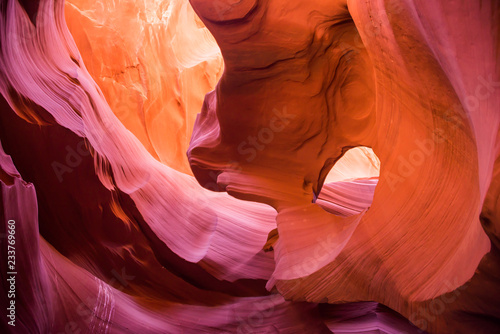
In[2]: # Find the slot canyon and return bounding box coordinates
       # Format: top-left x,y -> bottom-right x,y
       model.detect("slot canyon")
0,0 -> 499,333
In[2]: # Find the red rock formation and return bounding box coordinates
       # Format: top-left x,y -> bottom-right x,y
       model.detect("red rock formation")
188,0 -> 500,332
0,0 -> 498,333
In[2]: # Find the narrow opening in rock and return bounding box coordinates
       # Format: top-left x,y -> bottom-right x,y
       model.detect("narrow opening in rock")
316,147 -> 380,216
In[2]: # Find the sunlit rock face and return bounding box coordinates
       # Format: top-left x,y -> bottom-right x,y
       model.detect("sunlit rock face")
65,0 -> 223,174
0,0 -> 499,333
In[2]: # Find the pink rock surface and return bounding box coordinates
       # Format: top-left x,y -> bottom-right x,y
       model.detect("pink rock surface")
0,0 -> 498,333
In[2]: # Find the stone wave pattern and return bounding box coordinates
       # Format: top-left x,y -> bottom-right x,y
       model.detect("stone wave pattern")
0,0 -> 499,333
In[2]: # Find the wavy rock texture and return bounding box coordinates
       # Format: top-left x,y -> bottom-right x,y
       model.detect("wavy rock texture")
0,0 -> 498,333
